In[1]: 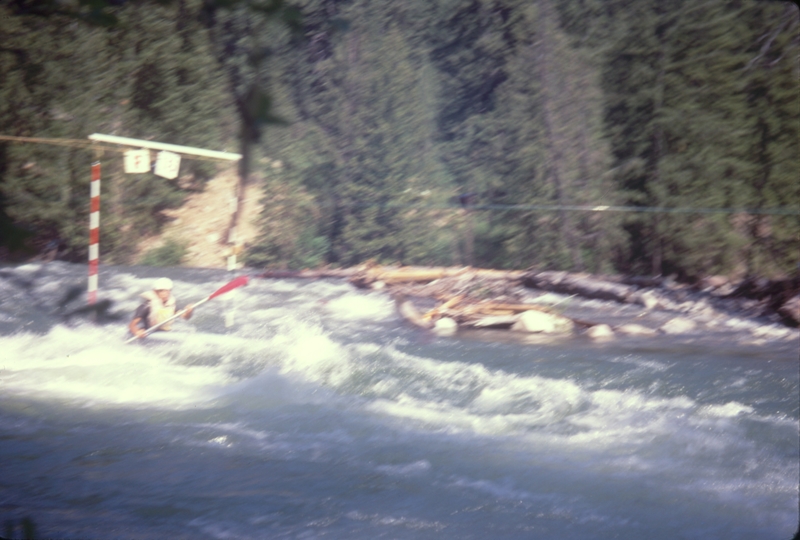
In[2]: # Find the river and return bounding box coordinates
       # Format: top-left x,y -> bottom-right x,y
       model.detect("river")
1,262 -> 798,539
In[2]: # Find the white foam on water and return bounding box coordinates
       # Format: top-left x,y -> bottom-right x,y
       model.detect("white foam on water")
9,263 -> 43,275
251,324 -> 795,496
243,307 -> 292,322
344,510 -> 446,531
0,325 -> 232,409
350,345 -> 587,436
375,460 -> 432,476
197,422 -> 271,442
698,401 -> 754,418
324,292 -> 395,321
607,354 -> 671,372
260,280 -> 301,293
268,319 -> 354,387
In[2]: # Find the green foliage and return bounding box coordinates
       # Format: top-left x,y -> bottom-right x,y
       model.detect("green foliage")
564,0 -> 799,278
250,0 -> 458,268
139,238 -> 189,266
0,0 -> 234,263
245,178 -> 329,269
1,0 -> 797,280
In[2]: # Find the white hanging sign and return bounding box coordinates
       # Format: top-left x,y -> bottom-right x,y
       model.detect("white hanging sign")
154,150 -> 181,179
123,149 -> 150,173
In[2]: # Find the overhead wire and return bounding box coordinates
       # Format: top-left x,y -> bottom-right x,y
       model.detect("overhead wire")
305,200 -> 800,216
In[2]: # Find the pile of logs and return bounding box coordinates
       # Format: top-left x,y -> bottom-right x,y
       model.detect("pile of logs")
255,264 -> 800,335
259,264 -> 585,336
366,267 -> 602,335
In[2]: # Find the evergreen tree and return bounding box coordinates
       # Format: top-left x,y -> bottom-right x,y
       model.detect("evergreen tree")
421,0 -> 619,271
0,8 -> 106,259
423,0 -> 514,265
495,0 -> 619,272
595,0 -> 799,278
251,0 -> 454,268
0,0 -> 234,263
736,1 -> 799,277
2,0 -> 795,278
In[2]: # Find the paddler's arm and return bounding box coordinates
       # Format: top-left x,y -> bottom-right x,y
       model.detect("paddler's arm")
129,317 -> 147,339
181,304 -> 194,320
129,303 -> 149,339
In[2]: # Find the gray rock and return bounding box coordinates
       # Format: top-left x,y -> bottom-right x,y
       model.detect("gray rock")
778,294 -> 800,327
586,324 -> 614,339
660,317 -> 697,334
617,323 -> 657,336
433,317 -> 458,336
638,290 -> 661,310
512,310 -> 574,334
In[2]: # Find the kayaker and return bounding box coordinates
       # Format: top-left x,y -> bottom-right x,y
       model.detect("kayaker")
128,277 -> 194,339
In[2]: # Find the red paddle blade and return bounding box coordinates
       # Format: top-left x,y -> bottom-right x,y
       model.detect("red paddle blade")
208,275 -> 249,299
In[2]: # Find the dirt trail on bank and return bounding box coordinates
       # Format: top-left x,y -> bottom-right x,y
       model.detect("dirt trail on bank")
136,170 -> 264,268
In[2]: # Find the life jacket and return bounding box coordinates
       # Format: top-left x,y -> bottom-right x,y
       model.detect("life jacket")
141,290 -> 177,330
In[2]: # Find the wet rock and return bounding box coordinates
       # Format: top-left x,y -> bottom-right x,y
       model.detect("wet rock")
512,310 -> 574,334
61,298 -> 123,324
709,283 -> 736,297
524,271 -> 635,303
660,317 -> 697,334
638,290 -> 661,310
616,324 -> 657,336
433,317 -> 458,336
700,275 -> 729,290
777,294 -> 800,327
586,324 -> 614,339
687,299 -> 717,321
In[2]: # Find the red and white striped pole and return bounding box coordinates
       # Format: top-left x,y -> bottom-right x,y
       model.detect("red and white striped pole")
88,161 -> 101,304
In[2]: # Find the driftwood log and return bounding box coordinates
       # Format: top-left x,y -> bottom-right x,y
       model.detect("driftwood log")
522,271 -> 639,304
349,265 -> 526,289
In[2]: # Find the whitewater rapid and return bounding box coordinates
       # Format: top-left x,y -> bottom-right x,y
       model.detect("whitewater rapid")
1,262 -> 797,539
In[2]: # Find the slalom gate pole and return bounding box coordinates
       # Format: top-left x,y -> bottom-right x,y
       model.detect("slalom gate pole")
88,162 -> 101,304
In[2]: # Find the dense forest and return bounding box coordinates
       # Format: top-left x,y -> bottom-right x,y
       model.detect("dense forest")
1,0 -> 797,281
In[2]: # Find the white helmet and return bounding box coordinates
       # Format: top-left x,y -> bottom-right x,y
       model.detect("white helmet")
153,277 -> 174,291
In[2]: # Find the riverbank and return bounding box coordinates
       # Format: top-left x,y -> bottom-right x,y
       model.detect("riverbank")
257,265 -> 800,346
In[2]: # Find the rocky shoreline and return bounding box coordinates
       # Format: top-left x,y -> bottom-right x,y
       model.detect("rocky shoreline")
259,265 -> 800,344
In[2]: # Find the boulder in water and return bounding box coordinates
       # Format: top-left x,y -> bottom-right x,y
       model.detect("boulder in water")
660,317 -> 697,334
638,290 -> 661,310
617,323 -> 657,336
512,310 -> 574,334
586,324 -> 614,340
777,294 -> 800,327
433,317 -> 458,336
